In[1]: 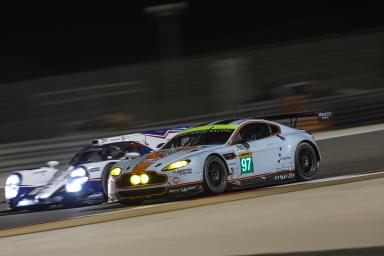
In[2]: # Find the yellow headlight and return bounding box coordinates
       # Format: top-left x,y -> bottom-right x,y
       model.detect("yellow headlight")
130,175 -> 141,185
163,160 -> 190,171
140,174 -> 149,184
110,167 -> 122,176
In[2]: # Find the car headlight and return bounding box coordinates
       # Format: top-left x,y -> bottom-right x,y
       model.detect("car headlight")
5,174 -> 21,200
110,167 -> 122,176
163,160 -> 190,171
66,167 -> 89,193
70,167 -> 87,178
130,175 -> 141,185
140,173 -> 149,184
129,174 -> 149,185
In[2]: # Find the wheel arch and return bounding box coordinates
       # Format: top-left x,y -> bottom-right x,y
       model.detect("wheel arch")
299,140 -> 321,162
207,153 -> 230,175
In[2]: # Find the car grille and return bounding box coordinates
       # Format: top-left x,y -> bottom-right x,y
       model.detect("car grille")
118,187 -> 167,198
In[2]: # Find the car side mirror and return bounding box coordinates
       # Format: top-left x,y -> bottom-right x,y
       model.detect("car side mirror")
235,142 -> 250,149
156,143 -> 164,149
125,152 -> 140,159
241,142 -> 250,149
47,161 -> 60,168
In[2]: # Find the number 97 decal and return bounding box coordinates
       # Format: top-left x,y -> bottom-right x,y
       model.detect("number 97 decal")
240,152 -> 254,174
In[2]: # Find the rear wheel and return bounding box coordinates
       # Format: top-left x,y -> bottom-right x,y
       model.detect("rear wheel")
203,155 -> 228,194
295,142 -> 318,181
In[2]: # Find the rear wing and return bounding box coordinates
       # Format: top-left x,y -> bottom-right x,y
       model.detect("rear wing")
252,111 -> 332,128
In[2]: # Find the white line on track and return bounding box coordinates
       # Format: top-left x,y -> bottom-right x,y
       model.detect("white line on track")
315,123 -> 384,141
276,170 -> 384,187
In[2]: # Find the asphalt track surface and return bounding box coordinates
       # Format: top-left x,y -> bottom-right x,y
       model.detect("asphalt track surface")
1,130 -> 383,229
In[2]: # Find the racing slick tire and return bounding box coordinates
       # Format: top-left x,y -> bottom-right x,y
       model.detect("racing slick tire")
101,162 -> 115,199
203,155 -> 228,194
295,142 -> 318,181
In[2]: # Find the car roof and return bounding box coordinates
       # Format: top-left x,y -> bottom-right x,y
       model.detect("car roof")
205,119 -> 277,126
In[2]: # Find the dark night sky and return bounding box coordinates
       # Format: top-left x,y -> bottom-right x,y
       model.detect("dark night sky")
0,1 -> 383,83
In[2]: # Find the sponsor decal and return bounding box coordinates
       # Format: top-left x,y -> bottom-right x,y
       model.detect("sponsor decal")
236,143 -> 250,151
319,112 -> 332,120
173,177 -> 180,183
169,185 -> 201,193
280,156 -> 291,161
179,125 -> 237,135
239,151 -> 254,175
172,169 -> 192,176
274,172 -> 295,181
89,167 -> 100,172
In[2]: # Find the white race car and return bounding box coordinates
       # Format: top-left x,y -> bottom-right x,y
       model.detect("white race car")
110,112 -> 331,205
4,127 -> 187,210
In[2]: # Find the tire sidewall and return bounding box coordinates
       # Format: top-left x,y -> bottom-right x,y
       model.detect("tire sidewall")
295,142 -> 318,181
101,162 -> 116,199
203,155 -> 228,194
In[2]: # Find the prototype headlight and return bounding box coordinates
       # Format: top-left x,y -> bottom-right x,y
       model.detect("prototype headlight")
66,167 -> 89,193
70,167 -> 87,178
163,160 -> 190,171
5,174 -> 21,200
110,167 -> 122,176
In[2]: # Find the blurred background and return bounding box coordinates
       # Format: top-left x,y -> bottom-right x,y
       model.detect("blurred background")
0,1 -> 383,170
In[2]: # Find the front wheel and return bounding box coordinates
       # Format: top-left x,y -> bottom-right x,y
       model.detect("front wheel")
101,163 -> 115,199
203,155 -> 228,194
295,142 -> 318,181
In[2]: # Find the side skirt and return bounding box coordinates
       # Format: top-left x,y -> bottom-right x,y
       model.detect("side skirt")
228,169 -> 296,189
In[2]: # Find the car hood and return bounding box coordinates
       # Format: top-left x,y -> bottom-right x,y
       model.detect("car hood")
35,166 -> 75,197
125,145 -> 222,173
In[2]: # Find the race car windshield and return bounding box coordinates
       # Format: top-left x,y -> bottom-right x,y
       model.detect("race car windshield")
69,147 -> 124,166
162,129 -> 234,149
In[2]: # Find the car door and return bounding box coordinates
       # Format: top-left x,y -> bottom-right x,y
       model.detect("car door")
251,135 -> 282,174
231,122 -> 282,180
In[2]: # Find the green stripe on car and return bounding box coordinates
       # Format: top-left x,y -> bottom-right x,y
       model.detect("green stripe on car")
179,125 -> 238,134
